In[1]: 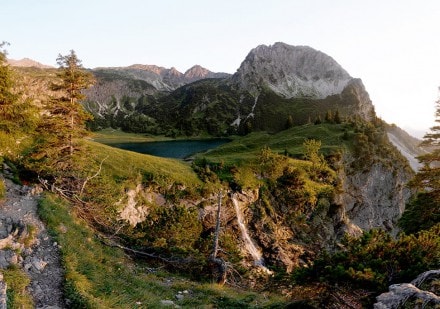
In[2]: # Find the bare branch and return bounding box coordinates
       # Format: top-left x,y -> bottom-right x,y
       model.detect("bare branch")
79,155 -> 108,197
98,234 -> 195,265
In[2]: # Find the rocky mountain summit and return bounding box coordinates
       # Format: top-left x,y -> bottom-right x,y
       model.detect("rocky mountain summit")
93,64 -> 230,92
8,58 -> 53,69
231,42 -> 353,99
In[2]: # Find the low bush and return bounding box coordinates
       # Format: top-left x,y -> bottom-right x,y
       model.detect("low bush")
0,178 -> 5,200
296,225 -> 440,292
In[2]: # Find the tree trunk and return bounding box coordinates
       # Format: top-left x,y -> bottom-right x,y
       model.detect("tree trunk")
209,191 -> 227,285
69,113 -> 74,156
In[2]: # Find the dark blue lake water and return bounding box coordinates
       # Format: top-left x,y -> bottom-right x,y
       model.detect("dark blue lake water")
108,139 -> 230,159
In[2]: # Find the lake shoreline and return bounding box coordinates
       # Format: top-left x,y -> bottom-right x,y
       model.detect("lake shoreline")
99,138 -> 231,159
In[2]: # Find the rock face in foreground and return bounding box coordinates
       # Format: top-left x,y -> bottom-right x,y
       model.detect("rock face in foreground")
374,270 -> 440,308
336,160 -> 412,235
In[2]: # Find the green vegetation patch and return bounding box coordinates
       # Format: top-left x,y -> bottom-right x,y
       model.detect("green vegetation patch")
199,123 -> 348,165
0,178 -> 5,200
86,140 -> 202,189
296,225 -> 440,292
91,128 -> 164,144
38,193 -> 286,308
3,267 -> 33,309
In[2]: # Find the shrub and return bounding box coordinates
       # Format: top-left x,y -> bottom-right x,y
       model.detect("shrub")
0,178 -> 5,200
399,192 -> 440,233
296,225 -> 440,292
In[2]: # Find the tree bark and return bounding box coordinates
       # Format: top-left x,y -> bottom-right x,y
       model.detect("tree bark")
209,190 -> 227,285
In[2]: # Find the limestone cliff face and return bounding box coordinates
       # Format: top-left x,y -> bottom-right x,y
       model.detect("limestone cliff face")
232,42 -> 352,99
335,158 -> 413,236
115,153 -> 413,274
229,42 -> 376,124
82,73 -> 157,118
339,78 -> 376,121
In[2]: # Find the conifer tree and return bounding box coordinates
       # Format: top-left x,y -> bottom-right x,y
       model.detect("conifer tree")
0,42 -> 38,159
30,50 -> 94,174
285,115 -> 294,129
334,110 -> 342,124
314,115 -> 322,125
412,93 -> 440,198
53,50 -> 94,156
325,110 -> 333,123
400,90 -> 440,233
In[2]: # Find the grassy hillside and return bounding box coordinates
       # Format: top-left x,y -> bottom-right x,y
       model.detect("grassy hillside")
39,193 -> 286,308
86,139 -> 202,189
198,123 -> 349,165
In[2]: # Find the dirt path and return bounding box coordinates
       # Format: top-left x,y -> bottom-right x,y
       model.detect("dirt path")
0,174 -> 65,308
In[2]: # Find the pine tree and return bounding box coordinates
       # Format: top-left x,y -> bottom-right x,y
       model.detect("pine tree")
314,115 -> 322,125
325,110 -> 333,123
411,93 -> 440,198
52,50 -> 95,156
285,115 -> 294,129
0,42 -> 38,159
400,90 -> 440,233
30,50 -> 94,174
334,110 -> 342,124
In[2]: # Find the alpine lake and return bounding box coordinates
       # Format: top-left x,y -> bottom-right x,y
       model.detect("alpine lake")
105,138 -> 230,159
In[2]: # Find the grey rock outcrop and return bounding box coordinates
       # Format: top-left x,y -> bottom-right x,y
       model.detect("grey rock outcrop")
335,159 -> 413,235
232,42 -> 353,99
339,78 -> 375,121
374,270 -> 440,309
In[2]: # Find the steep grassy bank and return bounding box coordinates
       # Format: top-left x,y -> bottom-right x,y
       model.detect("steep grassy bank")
38,193 -> 286,308
86,139 -> 202,188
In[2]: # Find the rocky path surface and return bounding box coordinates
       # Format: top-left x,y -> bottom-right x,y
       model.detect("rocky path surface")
0,174 -> 65,308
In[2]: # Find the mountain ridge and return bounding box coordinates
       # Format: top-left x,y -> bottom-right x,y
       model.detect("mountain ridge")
93,63 -> 230,91
7,57 -> 53,69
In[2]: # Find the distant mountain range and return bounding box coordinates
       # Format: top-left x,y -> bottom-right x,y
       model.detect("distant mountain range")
82,42 -> 375,136
7,57 -> 53,69
93,64 -> 230,92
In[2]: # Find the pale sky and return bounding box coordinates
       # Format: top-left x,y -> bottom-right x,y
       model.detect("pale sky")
3,0 -> 440,137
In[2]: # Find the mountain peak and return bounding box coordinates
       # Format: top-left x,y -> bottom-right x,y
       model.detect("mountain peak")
7,57 -> 53,69
233,42 -> 352,99
127,64 -> 167,75
184,65 -> 211,80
